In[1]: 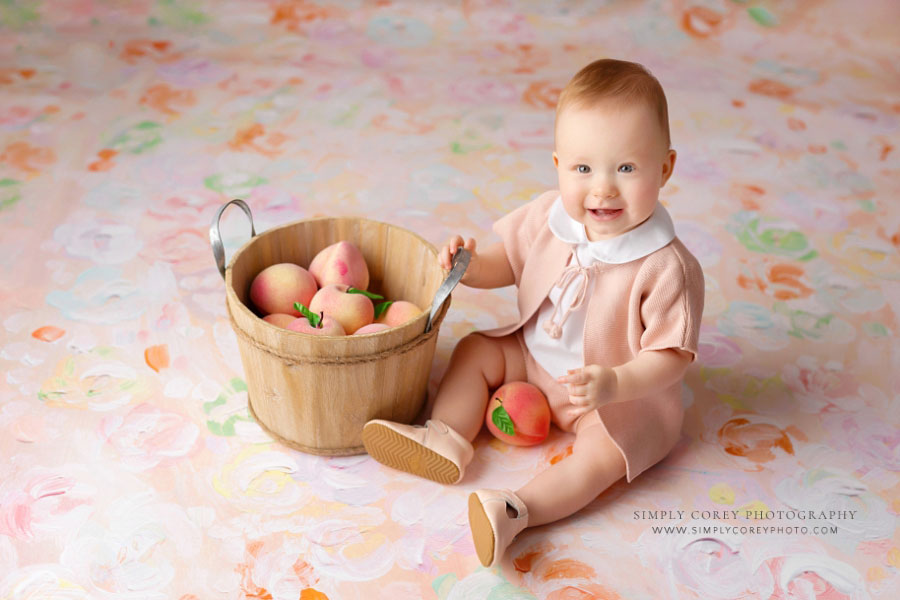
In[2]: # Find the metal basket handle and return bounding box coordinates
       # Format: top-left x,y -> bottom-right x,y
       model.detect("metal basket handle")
210,199 -> 256,280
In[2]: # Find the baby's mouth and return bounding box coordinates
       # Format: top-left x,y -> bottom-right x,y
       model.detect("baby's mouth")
588,208 -> 623,221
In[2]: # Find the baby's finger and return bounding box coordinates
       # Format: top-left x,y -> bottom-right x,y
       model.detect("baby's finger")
442,236 -> 464,268
439,246 -> 454,270
565,382 -> 589,396
558,369 -> 584,385
568,391 -> 592,406
447,235 -> 464,254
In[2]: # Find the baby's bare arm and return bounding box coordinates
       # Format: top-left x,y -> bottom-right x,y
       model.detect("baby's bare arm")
613,349 -> 693,403
464,242 -> 514,288
558,348 -> 692,415
439,237 -> 514,289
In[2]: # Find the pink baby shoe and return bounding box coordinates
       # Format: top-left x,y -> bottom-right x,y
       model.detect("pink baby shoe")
362,418 -> 474,484
468,488 -> 529,567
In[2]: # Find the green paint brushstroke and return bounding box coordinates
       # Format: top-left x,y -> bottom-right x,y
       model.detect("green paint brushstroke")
0,0 -> 40,28
0,178 -> 22,211
748,6 -> 778,27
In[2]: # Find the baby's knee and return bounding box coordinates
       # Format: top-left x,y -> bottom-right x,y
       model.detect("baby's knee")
574,426 -> 627,475
454,332 -> 493,355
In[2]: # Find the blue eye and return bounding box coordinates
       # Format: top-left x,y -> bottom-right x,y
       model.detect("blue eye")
618,164 -> 634,173
576,165 -> 591,174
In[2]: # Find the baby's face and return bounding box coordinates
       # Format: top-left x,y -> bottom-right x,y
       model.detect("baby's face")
553,101 -> 676,242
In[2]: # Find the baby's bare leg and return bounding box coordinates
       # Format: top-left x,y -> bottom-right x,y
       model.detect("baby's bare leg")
430,332 -> 526,441
515,422 -> 627,527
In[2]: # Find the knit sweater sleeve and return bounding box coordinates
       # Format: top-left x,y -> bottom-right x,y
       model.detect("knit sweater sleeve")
638,243 -> 705,362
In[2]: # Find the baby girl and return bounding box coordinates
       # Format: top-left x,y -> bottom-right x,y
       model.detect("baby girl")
362,58 -> 705,567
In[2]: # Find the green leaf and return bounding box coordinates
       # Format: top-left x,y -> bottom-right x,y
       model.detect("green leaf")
491,402 -> 515,436
374,300 -> 393,320
293,302 -> 321,327
347,287 -> 384,300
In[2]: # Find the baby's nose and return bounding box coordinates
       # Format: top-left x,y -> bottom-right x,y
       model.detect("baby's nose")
592,183 -> 618,198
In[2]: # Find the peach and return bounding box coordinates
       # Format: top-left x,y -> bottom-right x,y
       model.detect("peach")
353,323 -> 391,335
375,300 -> 423,327
262,313 -> 297,328
308,241 -> 369,289
484,382 -> 550,446
309,284 -> 382,334
249,263 -> 317,317
287,303 -> 346,336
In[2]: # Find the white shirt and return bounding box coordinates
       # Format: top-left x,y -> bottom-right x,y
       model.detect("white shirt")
522,196 -> 677,378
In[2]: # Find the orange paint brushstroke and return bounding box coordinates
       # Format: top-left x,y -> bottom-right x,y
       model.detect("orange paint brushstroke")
787,117 -> 806,131
541,558 -> 597,581
731,183 -> 766,210
89,149 -> 118,172
0,69 -> 37,85
784,425 -> 808,442
145,344 -> 170,372
228,123 -> 285,156
549,444 -> 573,465
768,264 -> 813,300
1,141 -> 57,174
748,78 -> 795,101
717,418 -> 794,463
522,81 -> 561,109
513,540 -> 554,573
300,589 -> 328,600
681,6 -> 724,38
547,585 -> 623,600
271,1 -> 347,31
140,83 -> 196,117
120,39 -> 182,64
32,326 -> 65,342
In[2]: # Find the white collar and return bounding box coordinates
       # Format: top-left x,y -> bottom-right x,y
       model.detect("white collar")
547,195 -> 676,264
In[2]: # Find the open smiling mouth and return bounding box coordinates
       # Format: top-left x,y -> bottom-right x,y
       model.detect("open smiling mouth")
588,208 -> 623,221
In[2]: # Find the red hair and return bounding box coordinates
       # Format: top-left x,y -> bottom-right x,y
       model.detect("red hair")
556,58 -> 671,148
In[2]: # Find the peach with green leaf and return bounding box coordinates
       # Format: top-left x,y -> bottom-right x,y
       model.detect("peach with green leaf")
287,303 -> 346,336
308,284 -> 383,335
484,381 -> 551,446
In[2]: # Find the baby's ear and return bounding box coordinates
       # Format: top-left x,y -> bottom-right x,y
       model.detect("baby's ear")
660,149 -> 677,186
552,152 -> 559,168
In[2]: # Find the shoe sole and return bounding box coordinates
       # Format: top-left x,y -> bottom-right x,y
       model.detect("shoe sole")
468,492 -> 495,567
361,422 -> 461,485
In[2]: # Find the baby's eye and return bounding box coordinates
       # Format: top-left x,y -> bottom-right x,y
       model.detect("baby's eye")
618,164 -> 635,173
576,165 -> 591,174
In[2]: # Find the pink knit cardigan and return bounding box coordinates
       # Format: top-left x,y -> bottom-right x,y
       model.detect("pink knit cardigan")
479,190 -> 705,481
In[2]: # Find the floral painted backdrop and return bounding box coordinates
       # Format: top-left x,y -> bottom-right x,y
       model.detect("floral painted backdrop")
1,1 -> 898,598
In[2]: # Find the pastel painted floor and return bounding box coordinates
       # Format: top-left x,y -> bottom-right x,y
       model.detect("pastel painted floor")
1,1 -> 898,598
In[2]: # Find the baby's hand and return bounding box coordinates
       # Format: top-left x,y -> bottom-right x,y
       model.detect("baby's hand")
556,365 -> 618,420
439,235 -> 478,285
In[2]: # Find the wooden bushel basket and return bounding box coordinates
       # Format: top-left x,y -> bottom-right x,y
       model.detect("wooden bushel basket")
210,200 -> 450,456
